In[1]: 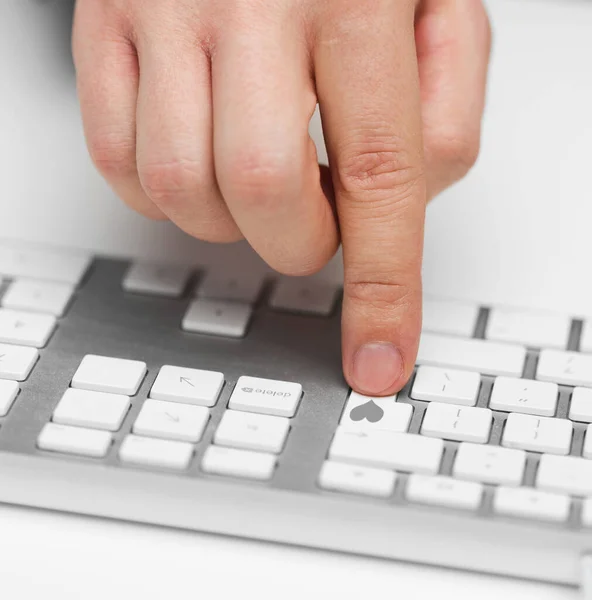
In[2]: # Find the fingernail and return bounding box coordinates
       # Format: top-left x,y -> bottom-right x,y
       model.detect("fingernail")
352,343 -> 403,395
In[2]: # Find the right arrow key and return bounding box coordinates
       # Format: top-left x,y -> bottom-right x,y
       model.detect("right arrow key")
150,365 -> 224,407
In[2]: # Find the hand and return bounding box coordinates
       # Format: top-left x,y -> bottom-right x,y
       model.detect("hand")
73,0 -> 490,396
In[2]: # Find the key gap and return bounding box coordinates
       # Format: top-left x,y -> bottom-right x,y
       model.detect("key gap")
522,350 -> 539,380
568,319 -> 583,352
569,497 -> 584,530
476,376 -> 494,409
390,471 -> 409,506
556,385 -> 572,419
473,306 -> 489,339
479,485 -> 495,519
489,414 -> 506,446
523,453 -> 540,487
440,442 -> 457,476
570,423 -> 587,457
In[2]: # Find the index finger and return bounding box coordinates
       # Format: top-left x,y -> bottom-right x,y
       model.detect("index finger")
314,1 -> 426,396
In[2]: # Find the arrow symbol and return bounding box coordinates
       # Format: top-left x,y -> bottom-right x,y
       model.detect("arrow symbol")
180,377 -> 194,387
0,354 -> 5,361
164,412 -> 180,423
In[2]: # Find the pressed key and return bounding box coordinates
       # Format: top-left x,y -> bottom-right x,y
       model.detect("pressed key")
329,428 -> 443,475
340,391 -> 412,433
123,262 -> 192,298
537,454 -> 592,496
0,379 -> 19,416
502,413 -> 572,455
0,309 -> 56,348
536,350 -> 592,387
421,298 -> 479,337
52,389 -> 130,431
269,278 -> 339,316
71,355 -> 147,395
490,377 -> 558,417
2,279 -> 75,317
37,423 -> 112,458
406,475 -> 483,511
202,446 -> 276,480
417,333 -> 526,377
182,299 -> 252,338
569,388 -> 592,422
0,343 -> 38,381
119,435 -> 193,470
229,376 -> 302,417
196,270 -> 266,304
133,399 -> 209,443
319,462 -> 396,498
411,366 -> 480,406
454,443 -> 526,486
150,365 -> 224,407
493,487 -> 570,523
421,403 -> 492,443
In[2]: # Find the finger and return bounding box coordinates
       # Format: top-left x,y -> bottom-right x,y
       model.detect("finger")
416,0 -> 491,198
134,13 -> 242,243
212,6 -> 339,274
314,1 -> 426,396
72,1 -> 165,220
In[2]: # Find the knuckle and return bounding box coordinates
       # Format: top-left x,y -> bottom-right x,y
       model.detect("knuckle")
139,159 -> 204,206
344,278 -> 418,313
87,132 -> 135,178
428,126 -> 481,177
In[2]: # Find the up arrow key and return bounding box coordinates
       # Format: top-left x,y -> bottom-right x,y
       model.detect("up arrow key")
180,376 -> 195,387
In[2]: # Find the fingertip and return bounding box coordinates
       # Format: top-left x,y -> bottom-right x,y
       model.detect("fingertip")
347,342 -> 405,396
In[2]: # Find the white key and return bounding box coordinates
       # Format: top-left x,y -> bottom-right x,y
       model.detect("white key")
340,391 -> 411,433
536,350 -> 592,387
421,403 -> 492,443
329,428 -> 443,475
319,462 -> 396,498
581,424 -> 592,458
493,487 -> 570,523
119,435 -> 193,470
71,355 -> 146,395
133,400 -> 209,443
0,379 -> 19,416
486,308 -> 570,350
229,376 -> 302,417
454,443 -> 526,486
411,366 -> 480,406
422,298 -> 479,337
182,299 -> 252,338
52,389 -> 130,431
37,423 -> 111,458
202,446 -> 276,480
537,454 -> 592,496
577,320 -> 592,354
490,377 -> 558,417
197,270 -> 265,304
0,343 -> 38,381
569,387 -> 592,422
0,309 -> 56,348
2,279 -> 75,317
123,262 -> 192,298
150,365 -> 224,407
0,242 -> 91,286
417,333 -> 526,377
406,475 -> 483,511
502,413 -> 572,455
214,410 -> 290,454
269,278 -> 339,316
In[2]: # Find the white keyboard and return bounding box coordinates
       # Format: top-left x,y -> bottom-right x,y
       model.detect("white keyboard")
1,239 -> 592,587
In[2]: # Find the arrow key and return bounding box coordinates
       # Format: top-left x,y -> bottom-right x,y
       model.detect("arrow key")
150,365 -> 224,407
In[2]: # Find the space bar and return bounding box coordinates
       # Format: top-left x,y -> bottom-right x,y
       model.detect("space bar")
417,333 -> 527,377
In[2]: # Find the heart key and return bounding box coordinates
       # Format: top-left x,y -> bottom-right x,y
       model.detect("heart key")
350,400 -> 384,423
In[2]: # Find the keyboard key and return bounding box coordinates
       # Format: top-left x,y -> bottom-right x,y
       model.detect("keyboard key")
537,454 -> 592,496
493,487 -> 570,523
269,278 -> 339,316
214,410 -> 290,454
340,391 -> 412,433
150,365 -> 224,408
0,242 -> 91,286
202,445 -> 276,480
119,435 -> 193,470
71,355 -> 147,395
229,376 -> 302,417
0,343 -> 38,381
421,403 -> 492,443
329,428 -> 443,475
422,298 -> 479,337
502,413 -> 572,455
0,309 -> 56,347
182,299 -> 252,338
133,399 -> 209,443
197,270 -> 265,304
406,475 -> 483,511
536,350 -> 592,387
581,424 -> 592,458
2,279 -> 75,317
417,333 -> 526,377
52,389 -> 130,431
454,443 -> 526,486
37,423 -> 111,458
123,262 -> 192,298
489,377 -> 558,417
569,387 -> 592,422
486,307 -> 570,350
0,379 -> 19,416
411,366 -> 480,406
319,462 -> 396,498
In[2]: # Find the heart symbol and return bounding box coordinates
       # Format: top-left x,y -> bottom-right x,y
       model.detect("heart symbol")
350,400 -> 384,424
